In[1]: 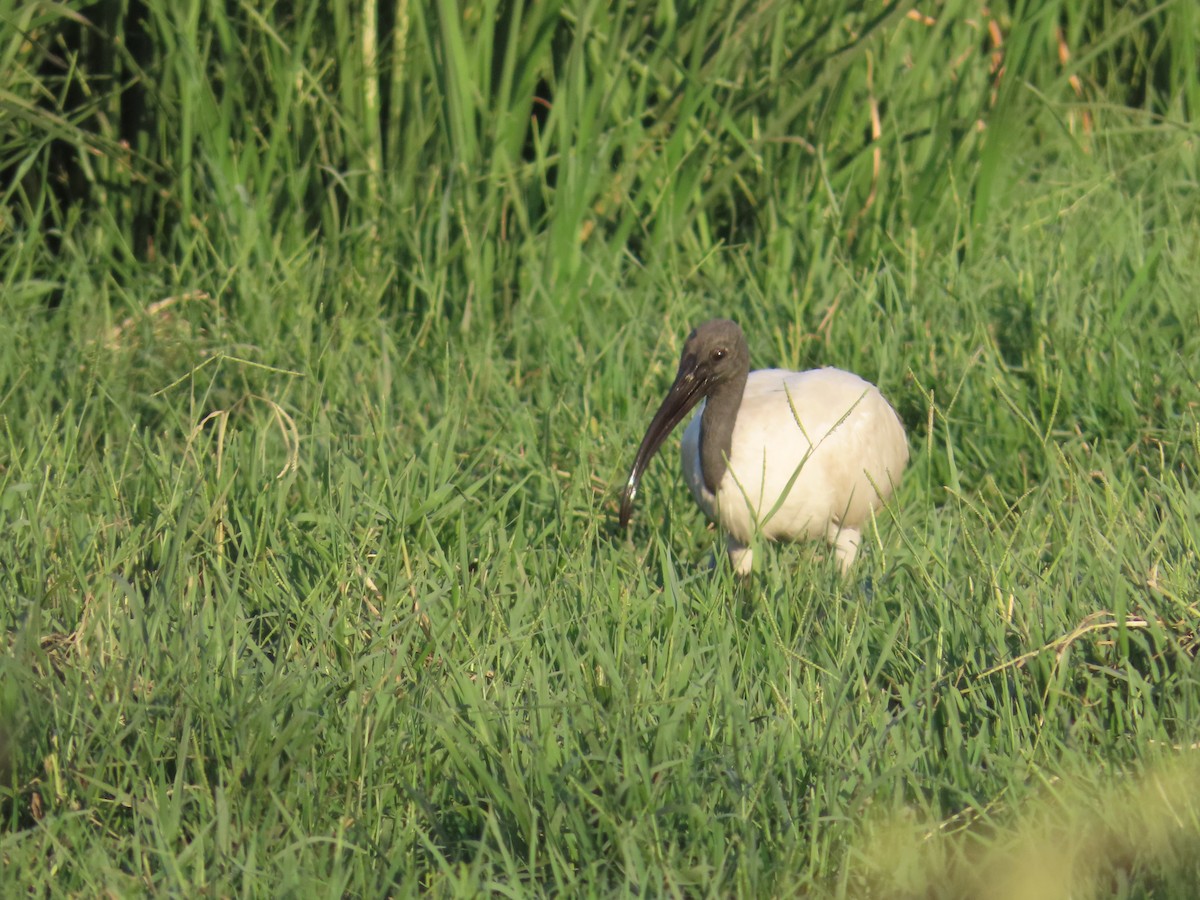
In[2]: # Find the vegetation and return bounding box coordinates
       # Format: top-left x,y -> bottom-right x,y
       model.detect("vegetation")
2,0 -> 1199,894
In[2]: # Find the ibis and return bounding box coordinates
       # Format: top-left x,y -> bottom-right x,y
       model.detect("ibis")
619,319 -> 908,574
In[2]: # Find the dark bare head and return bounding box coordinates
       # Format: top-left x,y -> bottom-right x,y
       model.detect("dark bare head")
619,319 -> 751,527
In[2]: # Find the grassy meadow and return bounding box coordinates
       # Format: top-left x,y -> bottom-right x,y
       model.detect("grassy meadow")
3,0 -> 1200,895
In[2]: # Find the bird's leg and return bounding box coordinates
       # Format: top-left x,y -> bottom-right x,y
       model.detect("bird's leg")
826,522 -> 861,573
726,536 -> 754,576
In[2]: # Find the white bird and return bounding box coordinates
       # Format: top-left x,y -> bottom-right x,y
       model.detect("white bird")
619,319 -> 908,574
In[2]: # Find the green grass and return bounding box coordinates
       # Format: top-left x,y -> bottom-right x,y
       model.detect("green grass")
3,0 -> 1200,895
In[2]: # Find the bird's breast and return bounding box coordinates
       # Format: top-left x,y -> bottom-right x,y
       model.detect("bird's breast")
679,367 -> 908,545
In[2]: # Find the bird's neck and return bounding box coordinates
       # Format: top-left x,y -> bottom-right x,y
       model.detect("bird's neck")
699,371 -> 748,493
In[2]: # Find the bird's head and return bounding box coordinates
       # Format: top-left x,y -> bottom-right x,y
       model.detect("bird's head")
618,319 -> 750,527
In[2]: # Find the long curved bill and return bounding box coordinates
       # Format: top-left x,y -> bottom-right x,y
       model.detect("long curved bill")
619,354 -> 708,527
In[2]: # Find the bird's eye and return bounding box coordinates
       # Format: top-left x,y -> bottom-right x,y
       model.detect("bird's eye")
712,348 -> 726,362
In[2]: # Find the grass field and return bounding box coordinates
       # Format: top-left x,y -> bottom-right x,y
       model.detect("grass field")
3,0 -> 1200,895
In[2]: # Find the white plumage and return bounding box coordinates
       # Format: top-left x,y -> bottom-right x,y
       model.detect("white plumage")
620,320 -> 908,575
679,367 -> 908,574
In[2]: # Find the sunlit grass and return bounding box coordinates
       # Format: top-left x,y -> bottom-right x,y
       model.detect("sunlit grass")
3,0 -> 1200,895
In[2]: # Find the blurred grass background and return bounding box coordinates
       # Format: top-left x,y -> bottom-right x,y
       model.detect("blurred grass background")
2,0 -> 1199,895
